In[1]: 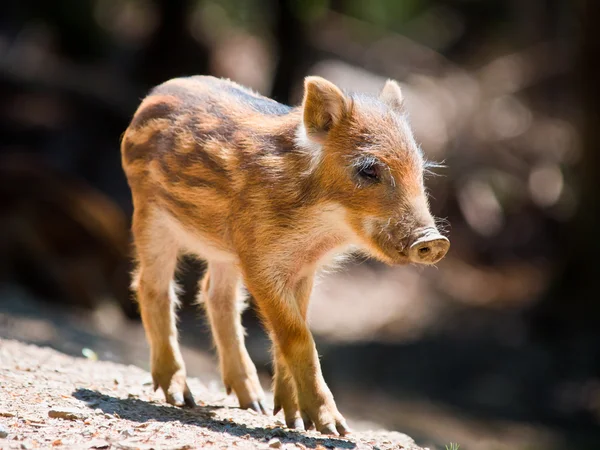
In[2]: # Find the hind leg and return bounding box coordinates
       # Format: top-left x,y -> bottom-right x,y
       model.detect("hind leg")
200,261 -> 266,413
132,207 -> 194,407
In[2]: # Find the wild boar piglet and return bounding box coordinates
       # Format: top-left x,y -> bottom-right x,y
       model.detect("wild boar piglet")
121,75 -> 449,436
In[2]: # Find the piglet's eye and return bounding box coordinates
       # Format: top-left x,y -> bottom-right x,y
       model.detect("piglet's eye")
357,162 -> 380,181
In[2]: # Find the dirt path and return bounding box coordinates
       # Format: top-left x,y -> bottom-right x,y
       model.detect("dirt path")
0,339 -> 424,450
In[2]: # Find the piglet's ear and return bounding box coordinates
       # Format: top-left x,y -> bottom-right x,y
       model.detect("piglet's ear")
379,79 -> 404,111
302,76 -> 347,143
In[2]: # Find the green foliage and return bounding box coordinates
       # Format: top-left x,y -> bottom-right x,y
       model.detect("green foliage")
290,0 -> 330,23
344,0 -> 423,29
445,444 -> 460,450
196,0 -> 273,35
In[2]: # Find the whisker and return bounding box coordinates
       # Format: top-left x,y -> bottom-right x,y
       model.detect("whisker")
423,159 -> 447,178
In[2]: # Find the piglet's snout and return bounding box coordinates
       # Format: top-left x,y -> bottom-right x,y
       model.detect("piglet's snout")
408,229 -> 449,265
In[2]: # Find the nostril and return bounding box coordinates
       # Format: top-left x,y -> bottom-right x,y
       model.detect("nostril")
409,235 -> 450,264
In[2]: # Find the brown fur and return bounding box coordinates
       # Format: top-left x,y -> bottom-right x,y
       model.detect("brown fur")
121,75 -> 448,435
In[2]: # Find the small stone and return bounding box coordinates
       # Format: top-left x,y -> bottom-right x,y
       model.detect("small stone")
81,348 -> 97,361
268,438 -> 282,448
88,439 -> 110,449
120,429 -> 134,438
0,423 -> 9,438
48,408 -> 88,421
94,409 -> 103,415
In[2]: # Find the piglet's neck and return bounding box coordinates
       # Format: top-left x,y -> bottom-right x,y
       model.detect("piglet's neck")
252,108 -> 322,173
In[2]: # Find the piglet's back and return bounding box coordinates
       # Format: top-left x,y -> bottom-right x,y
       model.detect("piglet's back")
121,77 -> 291,192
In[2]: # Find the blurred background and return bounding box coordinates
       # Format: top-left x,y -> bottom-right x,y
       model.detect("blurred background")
0,0 -> 598,449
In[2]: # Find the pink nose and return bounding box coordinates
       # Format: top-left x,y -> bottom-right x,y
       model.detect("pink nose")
408,232 -> 449,265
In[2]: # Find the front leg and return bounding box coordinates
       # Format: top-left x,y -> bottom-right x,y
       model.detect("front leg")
273,346 -> 303,429
273,276 -> 311,430
244,269 -> 350,436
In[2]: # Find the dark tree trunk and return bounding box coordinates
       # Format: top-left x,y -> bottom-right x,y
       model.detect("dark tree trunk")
528,1 -> 600,370
270,0 -> 312,104
135,0 -> 209,89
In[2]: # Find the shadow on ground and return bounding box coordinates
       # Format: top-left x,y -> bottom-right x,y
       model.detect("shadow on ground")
73,388 -> 356,449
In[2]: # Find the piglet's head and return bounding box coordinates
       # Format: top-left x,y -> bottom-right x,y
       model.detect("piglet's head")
301,76 -> 449,265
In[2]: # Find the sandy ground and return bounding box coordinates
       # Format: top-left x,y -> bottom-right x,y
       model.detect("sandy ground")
0,339 -> 424,450
0,281 -> 568,450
